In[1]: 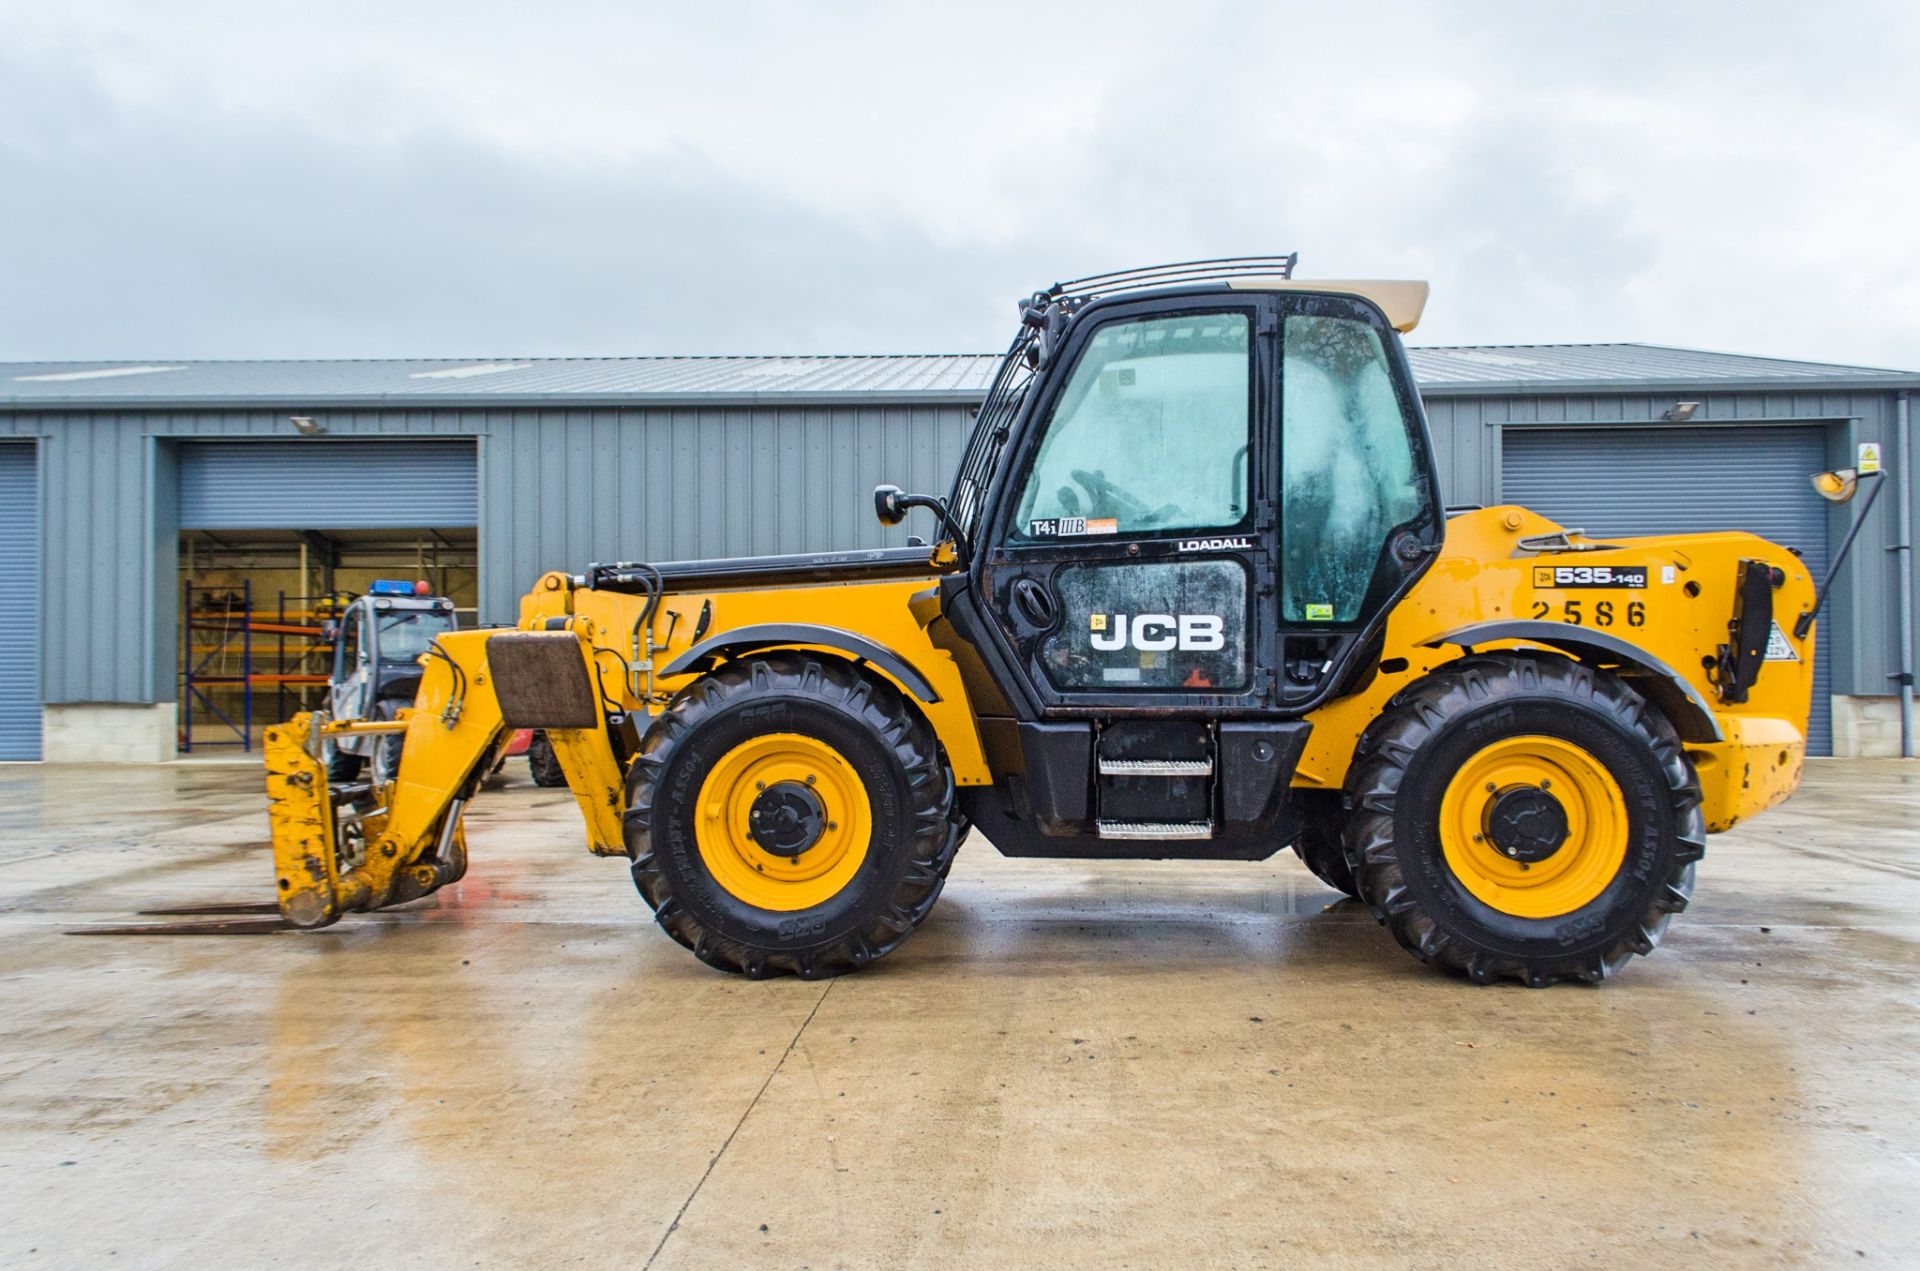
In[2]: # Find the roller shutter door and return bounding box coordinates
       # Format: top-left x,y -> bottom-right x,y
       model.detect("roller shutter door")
0,443 -> 40,760
1502,424 -> 1832,755
178,439 -> 478,530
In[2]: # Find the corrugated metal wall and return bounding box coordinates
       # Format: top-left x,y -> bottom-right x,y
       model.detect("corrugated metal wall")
0,389 -> 1908,747
479,405 -> 973,611
0,442 -> 40,759
0,404 -> 973,710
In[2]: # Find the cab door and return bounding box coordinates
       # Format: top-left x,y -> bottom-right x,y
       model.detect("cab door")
329,603 -> 374,725
977,295 -> 1277,714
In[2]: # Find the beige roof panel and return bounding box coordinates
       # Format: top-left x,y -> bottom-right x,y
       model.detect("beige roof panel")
1226,278 -> 1431,333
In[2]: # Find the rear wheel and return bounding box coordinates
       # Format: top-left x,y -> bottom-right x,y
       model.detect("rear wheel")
624,652 -> 961,979
1290,793 -> 1358,899
1344,653 -> 1703,986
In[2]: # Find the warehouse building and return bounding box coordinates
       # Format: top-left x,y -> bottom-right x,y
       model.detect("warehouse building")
0,344 -> 1914,762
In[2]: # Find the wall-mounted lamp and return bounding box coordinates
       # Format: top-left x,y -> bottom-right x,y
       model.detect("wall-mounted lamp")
1663,401 -> 1700,422
290,415 -> 326,436
1811,467 -> 1861,504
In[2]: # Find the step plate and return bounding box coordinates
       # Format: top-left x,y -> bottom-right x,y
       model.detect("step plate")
1096,820 -> 1214,840
1097,758 -> 1214,777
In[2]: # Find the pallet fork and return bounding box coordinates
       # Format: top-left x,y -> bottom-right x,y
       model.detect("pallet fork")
73,628 -> 627,935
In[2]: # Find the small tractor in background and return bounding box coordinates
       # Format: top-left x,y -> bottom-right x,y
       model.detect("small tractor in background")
317,580 -> 580,788
318,581 -> 461,783
124,258 -> 1842,986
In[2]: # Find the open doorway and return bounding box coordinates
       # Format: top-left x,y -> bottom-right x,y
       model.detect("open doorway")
177,527 -> 478,752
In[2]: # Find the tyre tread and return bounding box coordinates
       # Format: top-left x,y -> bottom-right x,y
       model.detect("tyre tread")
1344,652 -> 1705,987
623,652 -> 962,978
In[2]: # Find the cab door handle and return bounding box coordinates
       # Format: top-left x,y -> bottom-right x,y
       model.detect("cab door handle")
1012,577 -> 1057,629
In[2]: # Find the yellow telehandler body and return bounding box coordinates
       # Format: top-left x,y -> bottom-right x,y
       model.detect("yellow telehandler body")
230,258 -> 1826,985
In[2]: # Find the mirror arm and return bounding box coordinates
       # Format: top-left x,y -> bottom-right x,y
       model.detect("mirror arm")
874,484 -> 972,567
1796,471 -> 1885,639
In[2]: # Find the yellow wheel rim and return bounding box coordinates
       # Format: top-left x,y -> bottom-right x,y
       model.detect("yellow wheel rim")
694,732 -> 872,912
1438,735 -> 1628,919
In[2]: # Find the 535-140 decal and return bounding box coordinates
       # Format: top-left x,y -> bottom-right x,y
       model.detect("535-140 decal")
1533,565 -> 1648,589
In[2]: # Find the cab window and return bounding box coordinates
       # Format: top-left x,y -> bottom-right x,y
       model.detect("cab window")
377,609 -> 453,662
1012,312 -> 1251,540
1280,314 -> 1425,623
334,610 -> 362,677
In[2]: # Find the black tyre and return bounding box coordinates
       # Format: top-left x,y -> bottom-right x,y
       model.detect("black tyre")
1344,653 -> 1703,987
325,743 -> 363,783
624,652 -> 961,979
1290,793 -> 1358,899
526,731 -> 567,787
368,698 -> 406,787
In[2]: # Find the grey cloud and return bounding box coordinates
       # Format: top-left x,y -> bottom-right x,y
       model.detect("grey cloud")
2,3 -> 1918,368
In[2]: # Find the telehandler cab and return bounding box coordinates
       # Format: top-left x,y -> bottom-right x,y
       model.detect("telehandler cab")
317,580 -> 458,784
196,258 -> 1822,984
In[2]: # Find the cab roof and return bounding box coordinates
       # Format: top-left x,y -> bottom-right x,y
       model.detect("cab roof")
1225,278 -> 1430,333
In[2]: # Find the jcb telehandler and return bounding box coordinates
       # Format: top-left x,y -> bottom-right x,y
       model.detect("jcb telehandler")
239,258 -> 1822,985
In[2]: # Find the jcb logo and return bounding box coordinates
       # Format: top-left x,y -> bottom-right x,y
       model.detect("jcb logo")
1090,613 -> 1226,652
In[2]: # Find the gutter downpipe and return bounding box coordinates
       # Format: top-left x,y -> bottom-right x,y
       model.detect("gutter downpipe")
1897,391 -> 1915,758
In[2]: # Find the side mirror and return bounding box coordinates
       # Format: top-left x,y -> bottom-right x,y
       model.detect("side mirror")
319,620 -> 339,643
872,483 -> 970,566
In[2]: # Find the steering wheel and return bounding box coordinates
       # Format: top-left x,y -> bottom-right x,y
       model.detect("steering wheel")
1070,468 -> 1177,527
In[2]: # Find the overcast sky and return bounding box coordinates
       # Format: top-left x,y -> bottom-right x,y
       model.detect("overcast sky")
3,2 -> 1917,368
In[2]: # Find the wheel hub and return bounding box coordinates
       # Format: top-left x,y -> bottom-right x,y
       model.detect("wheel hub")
747,781 -> 827,858
1484,784 -> 1569,863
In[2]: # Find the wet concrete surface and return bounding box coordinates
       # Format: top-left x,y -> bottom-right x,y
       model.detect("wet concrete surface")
0,759 -> 1916,1268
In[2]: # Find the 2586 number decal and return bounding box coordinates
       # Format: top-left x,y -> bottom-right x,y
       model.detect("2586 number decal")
1531,598 -> 1646,627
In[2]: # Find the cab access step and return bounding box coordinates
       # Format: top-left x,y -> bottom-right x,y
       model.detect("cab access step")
1094,722 -> 1217,840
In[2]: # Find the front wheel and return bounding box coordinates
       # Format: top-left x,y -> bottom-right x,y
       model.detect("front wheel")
624,653 -> 961,979
368,699 -> 407,787
325,742 -> 363,783
1344,653 -> 1704,986
526,731 -> 567,787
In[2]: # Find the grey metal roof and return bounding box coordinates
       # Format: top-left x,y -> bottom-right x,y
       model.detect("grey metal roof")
1406,343 -> 1920,395
0,354 -> 1002,408
2,343 -> 1915,409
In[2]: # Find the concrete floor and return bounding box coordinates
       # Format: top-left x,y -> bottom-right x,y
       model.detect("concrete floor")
1,761 -> 1916,1268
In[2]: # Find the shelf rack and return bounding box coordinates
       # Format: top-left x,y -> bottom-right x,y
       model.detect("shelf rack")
179,582 -> 343,753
